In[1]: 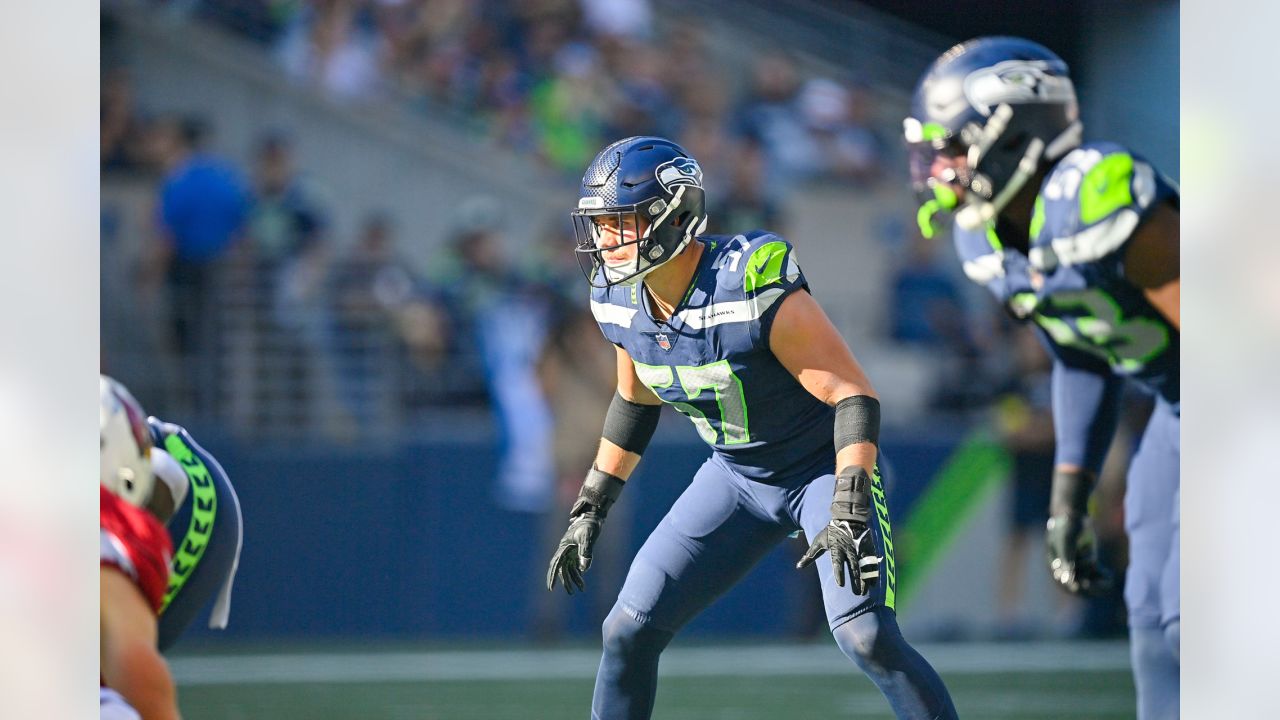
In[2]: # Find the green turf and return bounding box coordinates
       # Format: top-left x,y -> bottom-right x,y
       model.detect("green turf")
177,670 -> 1134,720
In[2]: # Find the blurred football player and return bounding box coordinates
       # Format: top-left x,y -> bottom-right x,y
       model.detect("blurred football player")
905,37 -> 1179,718
547,136 -> 957,719
99,376 -> 181,720
149,416 -> 244,651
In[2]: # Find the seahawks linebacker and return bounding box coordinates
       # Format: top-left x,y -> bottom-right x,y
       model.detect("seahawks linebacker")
905,38 -> 1180,719
546,136 -> 957,719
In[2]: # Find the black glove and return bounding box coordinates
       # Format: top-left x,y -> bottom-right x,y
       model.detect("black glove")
546,468 -> 625,595
1045,468 -> 1113,596
796,466 -> 882,595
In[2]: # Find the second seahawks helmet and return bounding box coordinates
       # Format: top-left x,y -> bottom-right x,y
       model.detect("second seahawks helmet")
904,37 -> 1082,234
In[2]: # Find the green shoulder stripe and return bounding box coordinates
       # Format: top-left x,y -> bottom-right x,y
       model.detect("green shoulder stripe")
1079,152 -> 1135,225
743,241 -> 791,294
160,433 -> 218,612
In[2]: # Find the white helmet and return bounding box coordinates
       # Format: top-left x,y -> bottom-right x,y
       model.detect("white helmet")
100,375 -> 154,507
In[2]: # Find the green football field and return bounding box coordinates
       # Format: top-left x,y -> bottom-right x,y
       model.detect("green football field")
171,640 -> 1135,719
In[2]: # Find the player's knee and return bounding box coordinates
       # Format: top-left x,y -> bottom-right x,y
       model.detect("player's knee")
833,609 -> 900,672
600,605 -> 670,662
1163,620 -> 1180,663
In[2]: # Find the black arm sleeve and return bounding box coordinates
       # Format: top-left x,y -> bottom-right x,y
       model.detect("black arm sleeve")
601,392 -> 662,455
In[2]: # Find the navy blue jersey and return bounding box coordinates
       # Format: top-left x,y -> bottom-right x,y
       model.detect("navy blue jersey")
591,231 -> 833,481
954,142 -> 1179,406
150,418 -> 244,651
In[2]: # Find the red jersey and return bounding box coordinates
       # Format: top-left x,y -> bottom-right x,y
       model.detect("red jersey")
100,485 -> 173,613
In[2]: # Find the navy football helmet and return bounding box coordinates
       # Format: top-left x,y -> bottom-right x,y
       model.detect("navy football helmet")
904,37 -> 1082,234
572,136 -> 708,287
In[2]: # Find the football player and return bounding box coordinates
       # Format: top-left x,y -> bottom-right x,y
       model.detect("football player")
904,37 -> 1179,719
99,376 -> 181,720
546,137 -> 957,719
149,417 -> 243,651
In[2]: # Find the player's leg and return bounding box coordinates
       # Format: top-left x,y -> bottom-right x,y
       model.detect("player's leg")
593,458 -> 790,720
798,469 -> 958,720
1124,401 -> 1180,720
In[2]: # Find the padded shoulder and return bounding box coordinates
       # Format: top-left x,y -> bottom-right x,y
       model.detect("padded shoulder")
704,230 -> 805,297
1030,141 -> 1170,269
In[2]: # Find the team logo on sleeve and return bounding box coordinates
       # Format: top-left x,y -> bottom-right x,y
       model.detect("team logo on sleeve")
655,157 -> 703,193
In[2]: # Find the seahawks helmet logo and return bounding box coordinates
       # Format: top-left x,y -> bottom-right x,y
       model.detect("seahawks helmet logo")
655,157 -> 703,193
963,60 -> 1075,117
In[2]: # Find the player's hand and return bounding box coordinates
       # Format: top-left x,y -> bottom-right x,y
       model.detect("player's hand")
1045,513 -> 1113,596
546,507 -> 605,594
797,519 -> 882,595
547,468 -> 625,595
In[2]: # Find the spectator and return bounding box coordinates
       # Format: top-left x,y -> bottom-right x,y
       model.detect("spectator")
276,0 -> 387,103
528,41 -> 611,174
578,0 -> 652,41
710,139 -> 786,237
100,68 -> 149,175
331,211 -> 446,425
734,52 -> 819,196
798,78 -> 885,186
435,196 -> 556,511
246,132 -> 330,276
143,115 -> 249,416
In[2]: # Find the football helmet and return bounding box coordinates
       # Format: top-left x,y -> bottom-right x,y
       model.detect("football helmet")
572,136 -> 708,287
904,37 -> 1082,234
100,375 -> 155,507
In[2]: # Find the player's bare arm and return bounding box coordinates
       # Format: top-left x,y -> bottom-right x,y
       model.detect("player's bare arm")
1124,202 -> 1180,330
771,288 -> 884,592
101,567 -> 182,720
769,289 -> 878,471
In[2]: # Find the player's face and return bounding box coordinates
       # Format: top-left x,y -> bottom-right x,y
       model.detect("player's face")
592,215 -> 650,267
929,149 -> 969,202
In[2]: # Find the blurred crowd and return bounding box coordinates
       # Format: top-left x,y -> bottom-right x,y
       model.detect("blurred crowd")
175,0 -> 888,193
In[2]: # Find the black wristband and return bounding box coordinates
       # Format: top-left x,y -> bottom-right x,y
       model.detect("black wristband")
1049,468 -> 1096,517
602,392 -> 662,455
834,395 -> 880,451
571,467 -> 626,518
830,465 -> 873,525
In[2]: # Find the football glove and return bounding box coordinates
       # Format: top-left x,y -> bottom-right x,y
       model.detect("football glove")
1045,468 -> 1113,596
796,466 -> 882,595
546,468 -> 624,595
1045,513 -> 1112,596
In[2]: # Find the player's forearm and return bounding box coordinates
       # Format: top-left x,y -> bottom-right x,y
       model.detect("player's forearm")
592,438 -> 643,481
1050,361 -> 1123,473
833,394 -> 880,474
592,391 -> 661,482
836,441 -> 877,476
103,640 -> 182,720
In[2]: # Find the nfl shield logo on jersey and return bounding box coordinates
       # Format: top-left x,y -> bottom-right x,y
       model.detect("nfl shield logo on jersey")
643,331 -> 673,351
